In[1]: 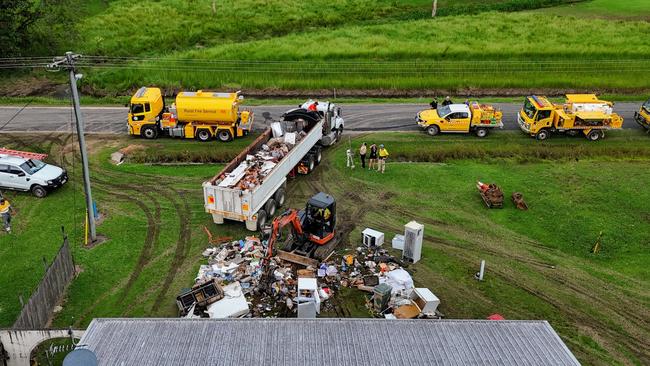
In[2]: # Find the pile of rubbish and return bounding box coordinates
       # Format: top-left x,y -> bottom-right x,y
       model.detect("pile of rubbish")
179,233 -> 441,320
477,181 -> 504,208
215,123 -> 307,190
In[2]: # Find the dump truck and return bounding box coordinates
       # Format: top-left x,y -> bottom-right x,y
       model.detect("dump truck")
127,87 -> 253,142
416,102 -> 503,137
203,103 -> 344,231
634,98 -> 650,131
518,94 -> 623,141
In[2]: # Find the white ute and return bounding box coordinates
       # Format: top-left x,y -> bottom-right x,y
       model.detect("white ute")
0,150 -> 68,198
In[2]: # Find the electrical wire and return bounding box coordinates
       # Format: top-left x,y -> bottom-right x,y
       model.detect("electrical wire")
0,98 -> 35,131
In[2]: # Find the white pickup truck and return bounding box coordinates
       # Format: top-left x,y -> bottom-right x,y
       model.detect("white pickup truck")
203,102 -> 343,231
0,150 -> 68,198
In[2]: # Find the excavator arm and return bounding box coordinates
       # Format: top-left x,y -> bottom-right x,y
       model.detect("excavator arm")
265,209 -> 303,259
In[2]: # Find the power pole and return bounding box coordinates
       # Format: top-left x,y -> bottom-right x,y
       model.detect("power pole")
48,52 -> 97,242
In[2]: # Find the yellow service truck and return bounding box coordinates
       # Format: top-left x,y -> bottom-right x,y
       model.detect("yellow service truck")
518,94 -> 623,141
634,98 -> 650,131
127,87 -> 253,142
416,102 -> 503,137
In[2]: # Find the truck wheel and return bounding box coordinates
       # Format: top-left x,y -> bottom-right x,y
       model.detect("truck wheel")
196,129 -> 212,142
274,188 -> 286,207
426,125 -> 440,136
475,128 -> 489,138
536,129 -> 550,141
141,125 -> 158,139
264,199 -> 277,217
307,155 -> 316,172
314,148 -> 322,165
256,210 -> 267,231
31,185 -> 47,198
587,130 -> 602,141
217,130 -> 233,142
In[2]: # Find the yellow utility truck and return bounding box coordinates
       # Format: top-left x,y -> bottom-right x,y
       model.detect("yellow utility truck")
518,94 -> 623,141
128,87 -> 253,142
416,102 -> 503,137
634,98 -> 650,131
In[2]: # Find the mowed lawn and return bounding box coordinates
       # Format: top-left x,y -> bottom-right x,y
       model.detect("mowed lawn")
0,131 -> 649,365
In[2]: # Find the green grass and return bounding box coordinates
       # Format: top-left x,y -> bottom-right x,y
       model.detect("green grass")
1,131 -> 649,365
540,0 -> 650,19
81,11 -> 650,93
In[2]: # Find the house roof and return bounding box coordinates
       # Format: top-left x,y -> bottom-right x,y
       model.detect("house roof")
79,318 -> 580,366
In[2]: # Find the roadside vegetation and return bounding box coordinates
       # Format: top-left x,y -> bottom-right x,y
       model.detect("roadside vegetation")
5,0 -> 650,96
0,131 -> 648,365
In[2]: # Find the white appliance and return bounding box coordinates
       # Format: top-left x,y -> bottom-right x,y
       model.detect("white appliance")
392,234 -> 405,250
402,221 -> 423,263
410,288 -> 440,315
297,278 -> 320,318
362,228 -> 384,247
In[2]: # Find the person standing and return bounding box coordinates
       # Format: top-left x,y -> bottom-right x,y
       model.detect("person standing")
0,197 -> 15,233
308,100 -> 319,112
359,142 -> 367,169
442,96 -> 453,106
430,98 -> 438,109
377,144 -> 389,173
368,143 -> 378,170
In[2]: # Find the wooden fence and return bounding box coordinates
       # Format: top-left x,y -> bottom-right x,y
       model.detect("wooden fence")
13,240 -> 75,329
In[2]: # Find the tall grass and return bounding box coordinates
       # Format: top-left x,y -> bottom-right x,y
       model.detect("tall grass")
80,11 -> 650,93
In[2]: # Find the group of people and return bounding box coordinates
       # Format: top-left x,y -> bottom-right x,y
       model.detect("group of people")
429,96 -> 454,109
347,143 -> 390,173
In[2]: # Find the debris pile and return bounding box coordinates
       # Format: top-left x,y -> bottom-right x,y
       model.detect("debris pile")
215,127 -> 307,190
477,181 -> 504,208
181,229 -> 441,320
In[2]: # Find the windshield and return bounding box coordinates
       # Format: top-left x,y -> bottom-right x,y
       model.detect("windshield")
523,98 -> 537,119
130,103 -> 144,114
644,99 -> 650,111
20,159 -> 46,174
437,105 -> 451,118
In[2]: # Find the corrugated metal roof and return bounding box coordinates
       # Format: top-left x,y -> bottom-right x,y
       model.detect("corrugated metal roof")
80,318 -> 579,366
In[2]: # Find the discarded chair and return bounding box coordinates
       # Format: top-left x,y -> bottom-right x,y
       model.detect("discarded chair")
511,192 -> 528,210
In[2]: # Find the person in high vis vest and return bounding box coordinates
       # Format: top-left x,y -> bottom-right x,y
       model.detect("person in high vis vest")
0,198 -> 15,233
377,144 -> 389,173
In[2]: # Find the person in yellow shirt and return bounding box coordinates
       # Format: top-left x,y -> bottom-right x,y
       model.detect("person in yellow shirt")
377,144 -> 389,173
0,198 -> 15,233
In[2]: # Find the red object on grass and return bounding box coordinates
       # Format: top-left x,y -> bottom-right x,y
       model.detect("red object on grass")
487,314 -> 505,320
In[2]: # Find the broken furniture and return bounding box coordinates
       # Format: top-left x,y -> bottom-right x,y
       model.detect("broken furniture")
477,181 -> 504,208
362,228 -> 384,248
176,279 -> 224,316
511,192 -> 529,210
373,283 -> 393,312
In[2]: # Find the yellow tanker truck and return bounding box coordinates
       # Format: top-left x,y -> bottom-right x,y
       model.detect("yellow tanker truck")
518,94 -> 623,141
127,87 -> 253,142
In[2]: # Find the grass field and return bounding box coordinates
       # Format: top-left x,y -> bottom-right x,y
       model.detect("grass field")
0,131 -> 649,365
5,0 -> 650,96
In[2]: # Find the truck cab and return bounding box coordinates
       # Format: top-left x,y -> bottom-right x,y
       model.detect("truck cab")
417,103 -> 502,137
635,98 -> 650,130
288,100 -> 344,146
517,95 -> 555,139
127,87 -> 164,138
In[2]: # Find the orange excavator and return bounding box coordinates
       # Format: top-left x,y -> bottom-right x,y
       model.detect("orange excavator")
263,192 -> 338,267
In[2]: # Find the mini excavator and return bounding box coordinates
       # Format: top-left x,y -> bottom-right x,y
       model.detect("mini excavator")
263,192 -> 338,267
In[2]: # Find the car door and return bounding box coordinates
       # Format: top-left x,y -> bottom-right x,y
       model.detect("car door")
447,112 -> 469,132
5,165 -> 30,190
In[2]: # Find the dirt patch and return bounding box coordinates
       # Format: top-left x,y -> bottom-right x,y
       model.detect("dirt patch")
82,233 -> 110,249
119,144 -> 145,155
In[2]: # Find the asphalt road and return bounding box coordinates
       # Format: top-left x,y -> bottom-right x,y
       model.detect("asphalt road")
0,102 -> 642,134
